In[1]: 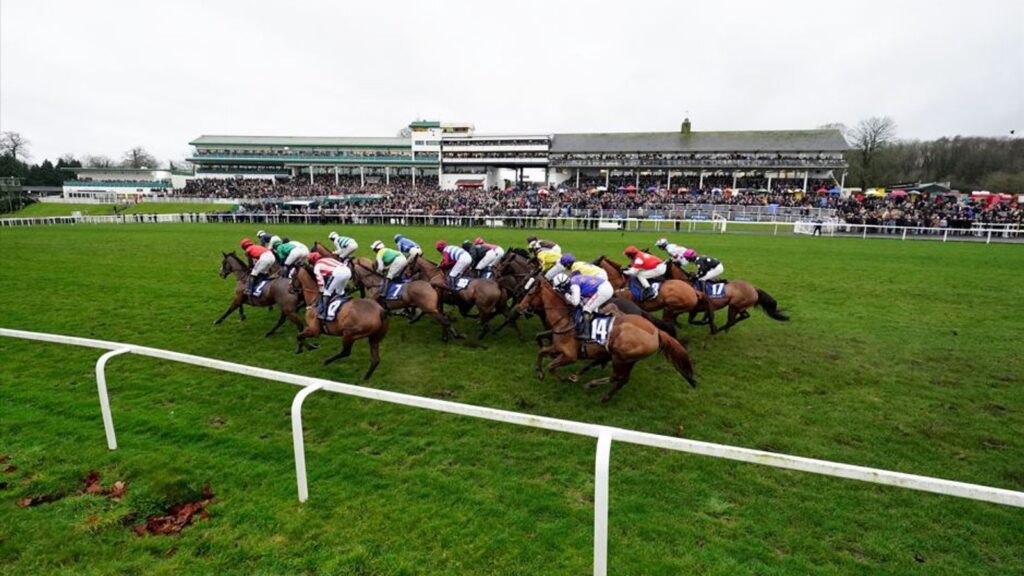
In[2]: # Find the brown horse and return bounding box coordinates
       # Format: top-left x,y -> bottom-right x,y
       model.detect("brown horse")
291,265 -> 389,379
350,261 -> 463,342
517,277 -> 696,403
595,256 -> 701,326
411,257 -> 514,340
694,280 -> 789,334
216,252 -> 303,337
312,241 -> 374,296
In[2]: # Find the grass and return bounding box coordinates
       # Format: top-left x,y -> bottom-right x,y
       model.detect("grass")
6,202 -> 233,217
0,224 -> 1022,575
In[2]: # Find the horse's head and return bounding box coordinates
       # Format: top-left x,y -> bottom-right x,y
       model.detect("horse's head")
515,273 -> 545,315
219,252 -> 236,279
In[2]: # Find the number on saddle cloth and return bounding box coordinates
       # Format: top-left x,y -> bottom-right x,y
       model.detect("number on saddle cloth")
629,277 -> 660,301
252,279 -> 268,298
705,282 -> 727,298
588,315 -> 614,345
385,282 -> 406,300
455,277 -> 472,290
322,294 -> 350,321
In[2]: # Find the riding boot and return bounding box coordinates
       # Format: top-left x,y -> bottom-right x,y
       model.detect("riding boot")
580,310 -> 594,338
379,279 -> 389,303
246,277 -> 255,296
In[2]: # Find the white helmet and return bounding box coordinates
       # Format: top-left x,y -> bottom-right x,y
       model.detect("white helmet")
655,238 -> 669,249
256,229 -> 267,238
528,240 -> 541,250
551,273 -> 570,289
328,231 -> 339,241
371,240 -> 384,251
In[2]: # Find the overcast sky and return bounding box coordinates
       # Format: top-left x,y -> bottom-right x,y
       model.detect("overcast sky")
2,0 -> 1021,164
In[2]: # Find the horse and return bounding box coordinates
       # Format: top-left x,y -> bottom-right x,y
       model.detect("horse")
594,256 -> 701,326
692,279 -> 789,334
410,257 -> 514,340
349,260 -> 463,342
311,241 -> 375,297
290,265 -> 389,380
216,252 -> 304,337
517,277 -> 696,403
495,248 -> 535,300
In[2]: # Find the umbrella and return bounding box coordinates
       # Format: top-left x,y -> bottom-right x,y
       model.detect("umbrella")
711,187 -> 723,194
829,187 -> 842,195
891,189 -> 908,197
617,186 -> 626,192
645,185 -> 658,191
625,184 -> 637,192
816,187 -> 829,195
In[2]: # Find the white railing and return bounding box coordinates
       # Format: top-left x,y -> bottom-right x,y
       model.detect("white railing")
2,211 -> 1020,243
2,327 -> 1022,575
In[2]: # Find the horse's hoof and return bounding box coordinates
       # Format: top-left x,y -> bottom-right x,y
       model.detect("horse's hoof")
566,375 -> 578,383
535,370 -> 544,381
308,343 -> 320,350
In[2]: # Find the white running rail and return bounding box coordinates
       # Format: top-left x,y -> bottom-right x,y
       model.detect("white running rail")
2,327 -> 1022,576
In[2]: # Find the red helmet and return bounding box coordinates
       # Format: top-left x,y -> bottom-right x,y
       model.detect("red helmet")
308,252 -> 321,263
624,245 -> 639,256
435,240 -> 447,251
474,237 -> 485,245
240,238 -> 253,248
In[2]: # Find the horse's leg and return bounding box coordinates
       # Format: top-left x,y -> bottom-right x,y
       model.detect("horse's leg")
601,361 -> 636,403
535,345 -> 557,380
214,295 -> 243,325
662,308 -> 680,328
265,310 -> 288,337
547,352 -> 578,382
477,309 -> 494,340
363,334 -> 384,380
324,335 -> 355,365
707,305 -> 719,335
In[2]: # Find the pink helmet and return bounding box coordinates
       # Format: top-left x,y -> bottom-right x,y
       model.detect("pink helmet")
474,237 -> 485,245
435,240 -> 447,251
308,252 -> 321,263
683,248 -> 697,260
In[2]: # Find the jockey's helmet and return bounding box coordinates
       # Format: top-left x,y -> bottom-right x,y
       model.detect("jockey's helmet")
308,252 -> 321,263
683,248 -> 697,260
435,240 -> 447,251
551,273 -> 570,289
624,245 -> 639,256
371,240 -> 384,251
559,253 -> 576,267
655,238 -> 668,248
240,238 -> 253,249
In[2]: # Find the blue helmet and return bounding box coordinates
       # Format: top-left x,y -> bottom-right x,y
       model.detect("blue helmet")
393,233 -> 402,242
559,253 -> 576,267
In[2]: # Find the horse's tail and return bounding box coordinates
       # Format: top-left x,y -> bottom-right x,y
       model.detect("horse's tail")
658,330 -> 696,388
756,288 -> 789,321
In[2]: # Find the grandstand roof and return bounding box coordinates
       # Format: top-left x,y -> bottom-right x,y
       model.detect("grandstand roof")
190,135 -> 410,148
550,129 -> 849,153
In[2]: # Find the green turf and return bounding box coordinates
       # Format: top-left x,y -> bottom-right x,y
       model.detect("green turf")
6,202 -> 232,218
0,225 -> 1021,575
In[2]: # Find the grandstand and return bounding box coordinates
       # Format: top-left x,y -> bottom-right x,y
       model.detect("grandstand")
185,118 -> 849,192
61,167 -> 192,201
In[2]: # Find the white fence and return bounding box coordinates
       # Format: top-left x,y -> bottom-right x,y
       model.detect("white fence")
1,211 -> 1020,243
2,327 -> 1022,575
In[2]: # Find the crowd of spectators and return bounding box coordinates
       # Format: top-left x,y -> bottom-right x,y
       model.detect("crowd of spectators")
174,177 -> 1021,229
550,152 -> 845,168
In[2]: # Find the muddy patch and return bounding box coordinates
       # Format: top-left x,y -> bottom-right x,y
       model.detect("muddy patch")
134,484 -> 214,536
16,470 -> 126,508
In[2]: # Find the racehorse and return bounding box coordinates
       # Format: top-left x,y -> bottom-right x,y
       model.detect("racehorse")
517,277 -> 696,403
291,265 -> 389,379
692,279 -> 789,334
311,241 -> 375,297
410,257 -> 515,340
594,256 -> 701,326
495,248 -> 535,300
350,260 -> 463,342
216,252 -> 303,337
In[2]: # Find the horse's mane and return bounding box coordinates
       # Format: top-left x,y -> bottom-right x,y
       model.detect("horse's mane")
225,251 -> 246,266
509,247 -> 531,258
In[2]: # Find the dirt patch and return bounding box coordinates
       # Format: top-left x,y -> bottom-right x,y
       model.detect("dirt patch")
134,484 -> 214,536
0,455 -> 9,463
3,465 -> 17,473
15,470 -> 126,508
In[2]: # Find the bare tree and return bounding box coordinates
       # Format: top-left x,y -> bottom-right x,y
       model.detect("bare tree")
849,117 -> 897,186
396,126 -> 412,138
121,146 -> 159,169
85,155 -> 116,168
0,131 -> 31,160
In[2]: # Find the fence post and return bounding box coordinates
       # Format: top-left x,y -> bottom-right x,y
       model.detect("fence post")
862,226 -> 867,239
943,229 -> 948,243
593,430 -> 613,576
291,383 -> 325,502
95,347 -> 131,450
902,228 -> 907,241
987,230 -> 992,244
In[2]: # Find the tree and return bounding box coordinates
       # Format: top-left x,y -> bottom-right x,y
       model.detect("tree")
85,155 -> 116,168
396,127 -> 412,138
121,146 -> 158,169
0,131 -> 31,161
848,117 -> 897,187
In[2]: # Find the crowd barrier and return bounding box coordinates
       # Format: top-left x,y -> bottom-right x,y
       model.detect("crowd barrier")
2,328 -> 1022,576
2,211 -> 1020,243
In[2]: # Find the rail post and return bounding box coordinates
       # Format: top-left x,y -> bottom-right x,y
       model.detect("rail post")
987,230 -> 992,244
593,430 -> 613,576
902,228 -> 907,241
291,383 -> 325,502
95,347 -> 131,450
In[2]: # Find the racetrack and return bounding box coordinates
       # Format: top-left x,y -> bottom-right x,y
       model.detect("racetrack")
1,224 -> 1022,575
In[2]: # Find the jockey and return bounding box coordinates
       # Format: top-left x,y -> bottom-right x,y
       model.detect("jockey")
327,231 -> 358,261
558,253 -> 608,281
682,249 -> 724,291
256,229 -> 281,248
462,240 -> 487,269
526,235 -> 561,254
394,233 -> 422,259
473,237 -> 505,271
271,238 -> 310,278
655,238 -> 690,264
622,245 -> 666,300
436,240 -> 473,289
371,240 -> 407,298
552,272 -> 614,335
539,248 -> 565,281
240,238 -> 275,296
308,252 -> 351,320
